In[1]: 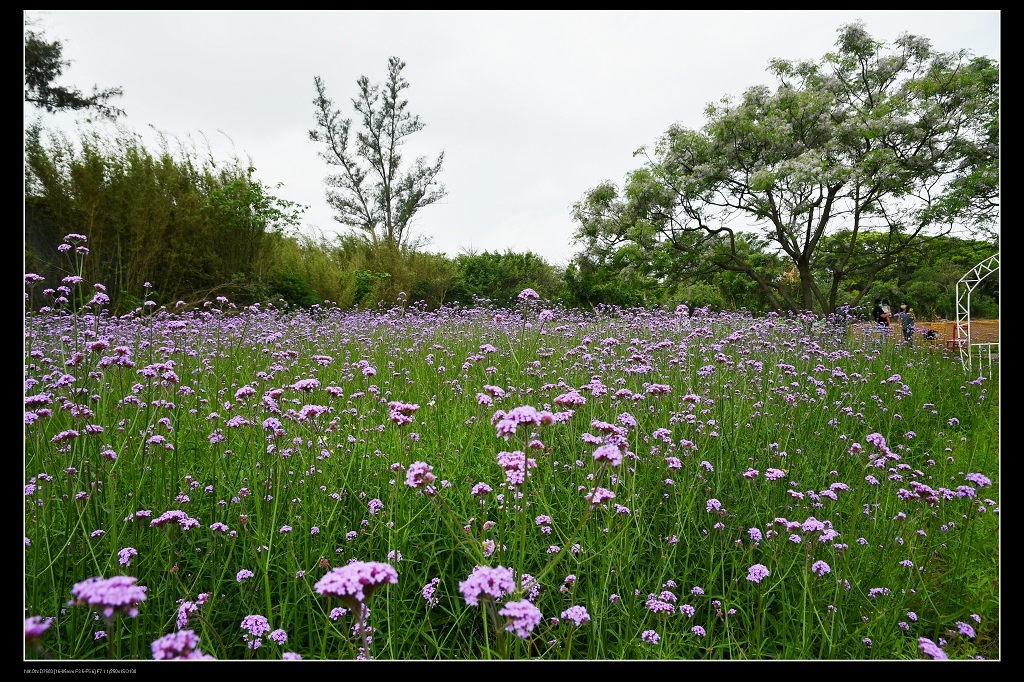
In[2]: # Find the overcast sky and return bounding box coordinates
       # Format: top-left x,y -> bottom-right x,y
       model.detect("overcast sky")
25,10 -> 1000,266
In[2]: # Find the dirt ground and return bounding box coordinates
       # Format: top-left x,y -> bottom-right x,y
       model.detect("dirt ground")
851,319 -> 999,346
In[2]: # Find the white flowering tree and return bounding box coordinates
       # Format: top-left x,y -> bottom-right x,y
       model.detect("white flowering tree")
571,22 -> 999,313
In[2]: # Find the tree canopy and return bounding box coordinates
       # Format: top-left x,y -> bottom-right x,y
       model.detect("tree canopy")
571,22 -> 999,314
310,57 -> 446,249
24,23 -> 125,120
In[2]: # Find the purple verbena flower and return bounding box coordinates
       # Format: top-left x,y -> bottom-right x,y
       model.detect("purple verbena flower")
25,616 -> 53,641
585,487 -> 615,508
69,575 -> 147,619
240,614 -> 270,649
965,472 -> 991,487
500,599 -> 542,639
592,443 -> 623,467
458,565 -> 516,606
919,637 -> 948,659
641,629 -> 660,644
518,288 -> 540,301
561,605 -> 590,626
422,577 -> 440,609
314,561 -> 398,608
151,629 -> 215,660
405,461 -> 437,495
746,564 -> 770,584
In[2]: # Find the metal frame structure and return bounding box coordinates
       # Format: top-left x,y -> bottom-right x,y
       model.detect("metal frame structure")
954,253 -> 999,376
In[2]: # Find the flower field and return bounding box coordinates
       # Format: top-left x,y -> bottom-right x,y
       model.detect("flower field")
24,234 -> 999,661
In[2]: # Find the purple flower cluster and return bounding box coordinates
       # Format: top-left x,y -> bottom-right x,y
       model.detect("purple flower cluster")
314,560 -> 398,607
496,450 -> 537,486
965,472 -> 991,487
151,629 -> 215,659
521,574 -> 541,601
592,443 -> 623,467
585,486 -> 615,508
240,614 -> 270,649
746,564 -> 770,584
499,599 -> 543,639
25,616 -> 53,641
290,377 -> 320,392
458,565 -> 516,606
405,461 -> 437,495
955,621 -> 976,638
918,637 -> 948,659
645,596 -> 675,614
117,547 -> 138,567
494,405 -> 554,440
518,288 -> 540,301
422,577 -> 440,609
149,509 -> 200,531
561,605 -> 590,626
69,575 -> 147,619
176,598 -> 199,629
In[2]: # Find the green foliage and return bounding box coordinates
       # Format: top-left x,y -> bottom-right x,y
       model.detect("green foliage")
272,272 -> 321,308
202,166 -> 307,286
820,231 -> 998,320
310,57 -> 446,248
449,250 -> 565,307
564,229 -> 790,313
571,22 -> 999,314
314,238 -> 566,311
24,123 -> 306,312
267,230 -> 348,307
563,256 -> 651,309
407,251 -> 460,309
24,20 -> 125,120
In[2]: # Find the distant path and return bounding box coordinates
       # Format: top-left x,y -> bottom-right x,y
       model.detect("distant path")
850,319 -> 999,355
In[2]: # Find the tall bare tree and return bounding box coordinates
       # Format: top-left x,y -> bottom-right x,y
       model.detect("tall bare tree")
310,57 -> 446,249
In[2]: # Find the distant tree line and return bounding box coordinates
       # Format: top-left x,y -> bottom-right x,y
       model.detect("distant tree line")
23,121 -> 996,320
24,21 -> 997,320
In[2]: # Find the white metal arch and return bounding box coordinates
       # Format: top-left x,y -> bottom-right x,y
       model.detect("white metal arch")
954,253 -> 999,375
